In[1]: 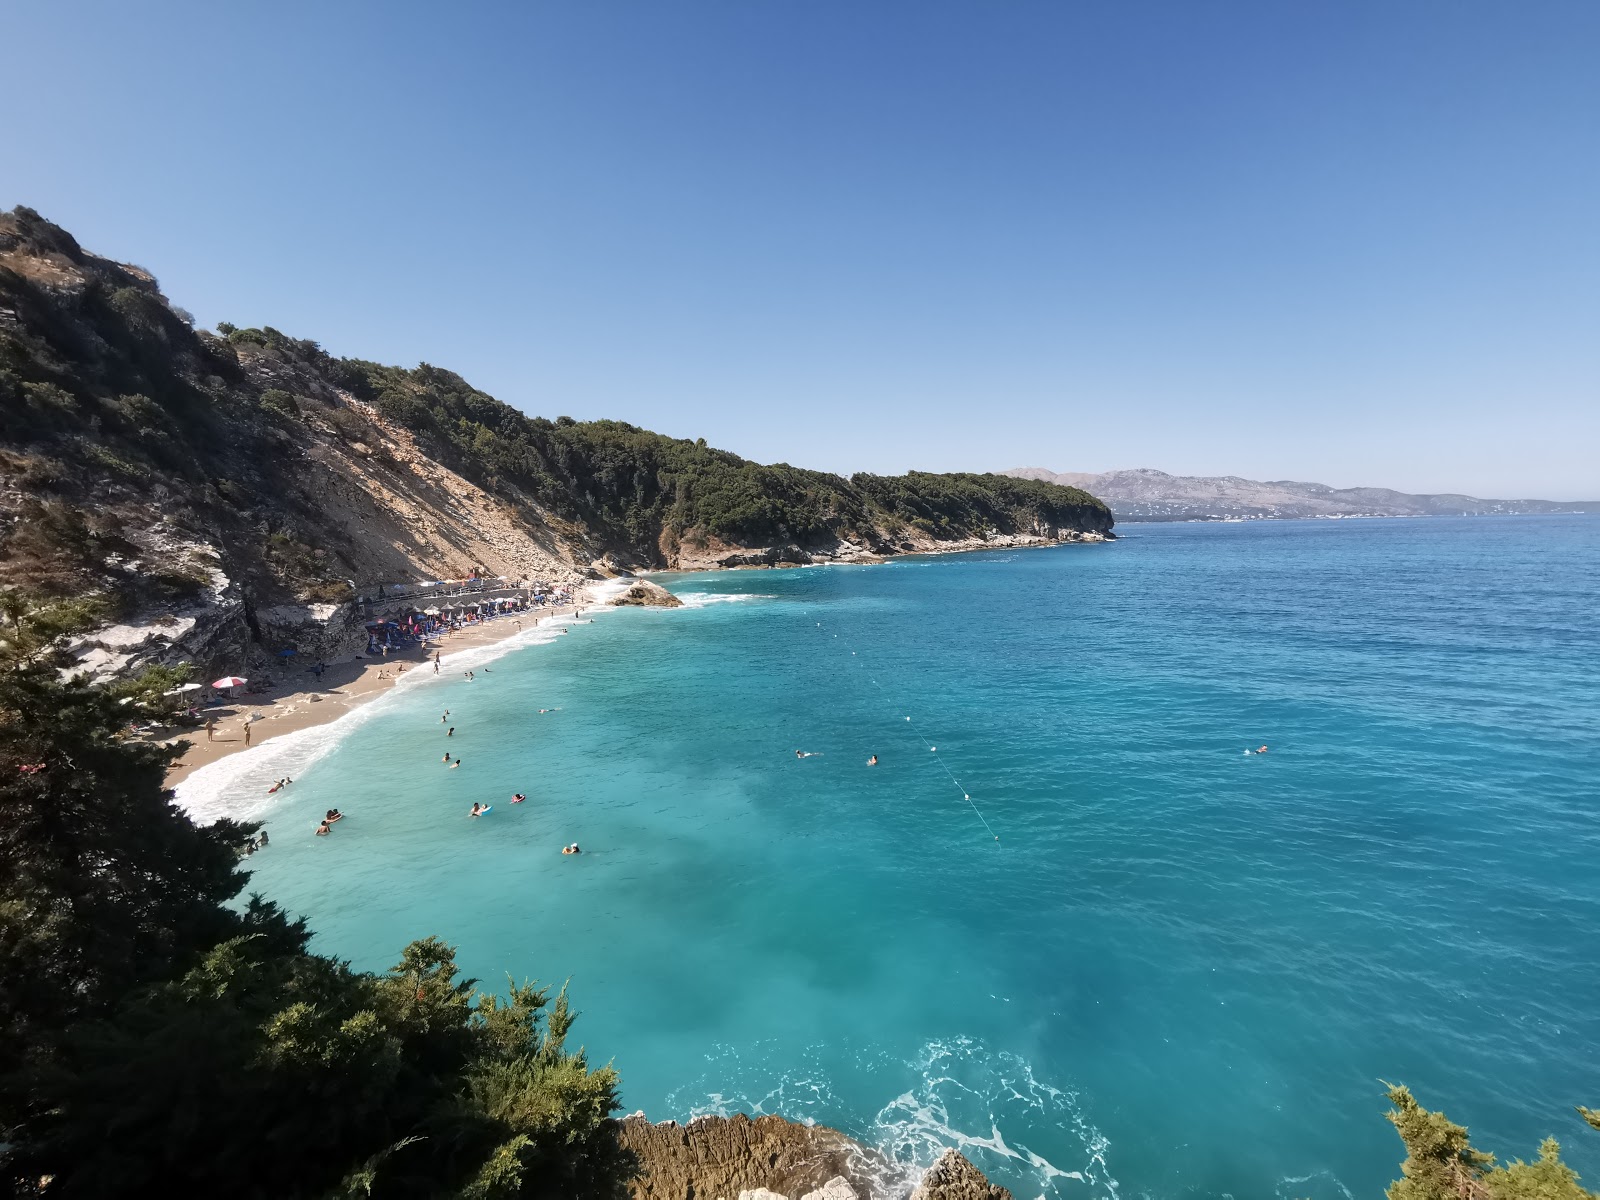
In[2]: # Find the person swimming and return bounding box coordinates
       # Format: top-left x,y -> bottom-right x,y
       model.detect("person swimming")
325,809 -> 343,823
447,727 -> 455,737
449,758 -> 462,769
443,753 -> 451,764
315,821 -> 331,836
867,755 -> 878,766
512,793 -> 526,804
470,802 -> 485,816
795,750 -> 820,759
1245,745 -> 1269,755
561,843 -> 581,855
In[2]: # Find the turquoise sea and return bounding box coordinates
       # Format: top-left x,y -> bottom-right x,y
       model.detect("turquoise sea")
182,516 -> 1600,1199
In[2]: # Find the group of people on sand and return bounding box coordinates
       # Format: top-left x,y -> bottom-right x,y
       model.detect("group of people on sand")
315,809 -> 345,836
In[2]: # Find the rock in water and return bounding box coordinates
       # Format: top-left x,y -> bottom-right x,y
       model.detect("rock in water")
910,1149 -> 1014,1200
610,580 -> 684,608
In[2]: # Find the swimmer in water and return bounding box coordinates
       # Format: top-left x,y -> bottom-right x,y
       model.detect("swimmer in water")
512,793 -> 526,803
867,755 -> 878,766
450,757 -> 462,769
315,821 -> 331,837
470,802 -> 484,816
562,843 -> 581,855
448,727 -> 455,737
443,753 -> 451,764
795,750 -> 819,759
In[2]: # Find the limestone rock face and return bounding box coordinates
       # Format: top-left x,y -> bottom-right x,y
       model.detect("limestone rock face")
616,1114 -> 1010,1200
617,1113 -> 869,1199
909,1150 -> 1013,1200
610,580 -> 684,608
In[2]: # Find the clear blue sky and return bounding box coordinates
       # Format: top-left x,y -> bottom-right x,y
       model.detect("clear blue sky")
8,1 -> 1598,498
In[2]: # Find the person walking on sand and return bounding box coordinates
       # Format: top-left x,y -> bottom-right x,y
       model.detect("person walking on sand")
244,723 -> 252,748
205,718 -> 216,743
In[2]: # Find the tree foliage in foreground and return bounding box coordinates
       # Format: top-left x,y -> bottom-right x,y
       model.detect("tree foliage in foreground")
0,600 -> 628,1198
1387,1085 -> 1599,1200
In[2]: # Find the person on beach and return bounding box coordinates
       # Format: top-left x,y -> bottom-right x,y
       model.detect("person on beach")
867,755 -> 878,766
205,718 -> 216,742
244,723 -> 252,747
315,821 -> 331,836
434,661 -> 439,674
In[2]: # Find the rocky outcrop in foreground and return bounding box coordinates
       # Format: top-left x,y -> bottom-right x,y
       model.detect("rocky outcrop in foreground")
615,1113 -> 1012,1200
610,580 -> 685,608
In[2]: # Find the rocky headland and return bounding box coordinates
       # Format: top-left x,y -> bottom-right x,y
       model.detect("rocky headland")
0,207 -> 1112,683
616,1113 -> 1012,1200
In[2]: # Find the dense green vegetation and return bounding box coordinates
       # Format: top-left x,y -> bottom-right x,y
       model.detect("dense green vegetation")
1386,1086 -> 1599,1200
332,357 -> 1110,553
1,204 -> 1110,622
0,601 -> 628,1198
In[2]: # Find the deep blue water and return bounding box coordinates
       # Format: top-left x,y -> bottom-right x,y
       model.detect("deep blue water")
187,516 -> 1600,1199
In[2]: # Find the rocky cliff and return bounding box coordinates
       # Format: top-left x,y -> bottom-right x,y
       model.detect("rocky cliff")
615,1113 -> 1012,1200
0,207 -> 1111,680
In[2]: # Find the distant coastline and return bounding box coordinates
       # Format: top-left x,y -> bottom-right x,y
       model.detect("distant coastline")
1006,466 -> 1600,522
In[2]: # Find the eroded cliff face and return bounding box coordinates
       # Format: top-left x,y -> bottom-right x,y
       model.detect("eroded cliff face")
615,1113 -> 1013,1200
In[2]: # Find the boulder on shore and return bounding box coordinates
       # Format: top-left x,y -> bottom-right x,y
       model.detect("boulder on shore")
610,580 -> 684,608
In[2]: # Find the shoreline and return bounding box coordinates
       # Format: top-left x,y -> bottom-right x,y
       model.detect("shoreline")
164,597 -> 596,789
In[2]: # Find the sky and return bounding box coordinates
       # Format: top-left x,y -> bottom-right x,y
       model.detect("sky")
6,1 -> 1598,498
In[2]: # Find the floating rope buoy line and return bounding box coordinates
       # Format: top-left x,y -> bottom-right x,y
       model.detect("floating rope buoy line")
812,619 -> 1001,843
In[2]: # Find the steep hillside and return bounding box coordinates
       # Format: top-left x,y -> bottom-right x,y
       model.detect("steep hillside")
0,208 -> 1110,678
1007,466 -> 1599,521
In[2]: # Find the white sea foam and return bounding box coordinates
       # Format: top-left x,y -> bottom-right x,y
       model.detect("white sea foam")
174,584 -> 626,825
664,1038 -> 1114,1198
674,592 -> 777,608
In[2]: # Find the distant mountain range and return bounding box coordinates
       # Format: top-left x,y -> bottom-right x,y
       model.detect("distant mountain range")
1004,467 -> 1600,521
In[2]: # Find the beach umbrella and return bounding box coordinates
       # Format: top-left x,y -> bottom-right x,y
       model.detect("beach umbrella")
424,606 -> 441,615
212,676 -> 247,689
164,683 -> 203,695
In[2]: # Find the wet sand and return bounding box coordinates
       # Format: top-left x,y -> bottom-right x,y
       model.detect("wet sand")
163,603 -> 586,786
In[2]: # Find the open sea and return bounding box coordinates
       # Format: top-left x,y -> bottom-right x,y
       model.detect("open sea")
180,516 -> 1600,1200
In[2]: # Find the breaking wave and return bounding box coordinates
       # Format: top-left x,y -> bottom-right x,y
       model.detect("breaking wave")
663,1038 -> 1118,1199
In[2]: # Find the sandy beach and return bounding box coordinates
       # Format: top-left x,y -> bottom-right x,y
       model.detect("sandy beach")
164,601 -> 590,786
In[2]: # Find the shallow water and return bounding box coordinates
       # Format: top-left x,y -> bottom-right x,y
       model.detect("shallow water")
186,516 -> 1600,1199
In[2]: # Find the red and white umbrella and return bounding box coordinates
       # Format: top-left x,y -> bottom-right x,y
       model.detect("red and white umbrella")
211,676 -> 248,689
